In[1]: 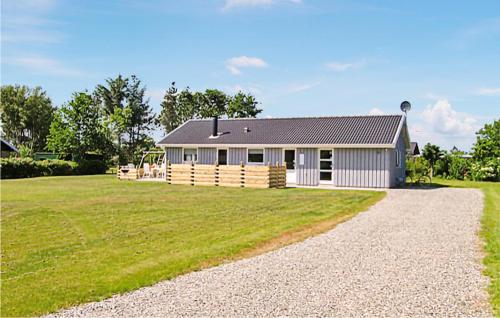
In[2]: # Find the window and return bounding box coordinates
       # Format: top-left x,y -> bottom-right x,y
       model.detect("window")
247,149 -> 264,164
218,149 -> 227,165
319,149 -> 333,183
284,150 -> 295,170
396,150 -> 401,167
183,148 -> 197,162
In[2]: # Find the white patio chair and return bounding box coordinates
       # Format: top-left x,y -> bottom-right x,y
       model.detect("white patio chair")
143,163 -> 152,178
158,162 -> 166,179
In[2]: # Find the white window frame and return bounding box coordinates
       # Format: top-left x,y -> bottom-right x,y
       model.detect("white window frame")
216,148 -> 228,165
246,148 -> 265,165
318,149 -> 334,184
182,147 -> 198,163
396,149 -> 401,168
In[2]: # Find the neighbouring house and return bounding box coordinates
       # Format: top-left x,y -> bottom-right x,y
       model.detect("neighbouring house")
1,138 -> 19,158
157,115 -> 410,188
408,142 -> 420,157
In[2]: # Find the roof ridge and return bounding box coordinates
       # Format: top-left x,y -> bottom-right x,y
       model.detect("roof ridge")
189,114 -> 403,121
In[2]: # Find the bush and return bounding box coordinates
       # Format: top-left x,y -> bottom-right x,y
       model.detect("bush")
0,158 -> 105,179
448,156 -> 470,180
77,159 -> 107,175
469,158 -> 499,181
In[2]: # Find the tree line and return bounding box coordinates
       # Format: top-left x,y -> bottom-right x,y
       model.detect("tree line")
0,76 -> 262,164
411,119 -> 499,182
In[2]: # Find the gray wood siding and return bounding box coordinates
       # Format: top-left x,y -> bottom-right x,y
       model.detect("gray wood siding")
165,147 -> 182,164
228,148 -> 246,165
389,133 -> 406,187
334,148 -> 390,188
264,148 -> 283,166
198,147 -> 217,164
296,148 -> 318,186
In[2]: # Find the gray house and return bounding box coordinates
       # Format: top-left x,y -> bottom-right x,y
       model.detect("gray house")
157,115 -> 410,188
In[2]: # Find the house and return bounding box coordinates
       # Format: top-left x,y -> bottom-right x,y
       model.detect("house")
1,138 -> 19,158
157,114 -> 410,188
408,142 -> 420,157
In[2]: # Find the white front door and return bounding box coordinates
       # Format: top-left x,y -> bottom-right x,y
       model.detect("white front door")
284,149 -> 296,184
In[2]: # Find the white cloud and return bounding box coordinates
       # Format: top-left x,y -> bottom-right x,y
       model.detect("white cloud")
146,89 -> 166,103
475,87 -> 500,96
421,99 -> 479,136
286,82 -> 319,93
368,107 -> 385,115
225,56 -> 268,75
3,55 -> 85,77
4,0 -> 56,11
225,84 -> 262,95
1,0 -> 61,44
325,59 -> 365,71
422,92 -> 448,101
222,0 -> 301,10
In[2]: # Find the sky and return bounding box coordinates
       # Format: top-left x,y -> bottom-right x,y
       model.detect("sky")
1,0 -> 499,150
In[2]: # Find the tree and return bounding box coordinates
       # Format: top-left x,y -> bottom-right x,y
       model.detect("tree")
0,85 -> 54,153
178,89 -> 200,121
422,143 -> 443,179
198,89 -> 227,118
472,119 -> 500,162
95,75 -> 129,156
123,75 -> 156,162
158,82 -> 179,133
158,85 -> 264,133
47,92 -> 112,160
227,91 -> 262,118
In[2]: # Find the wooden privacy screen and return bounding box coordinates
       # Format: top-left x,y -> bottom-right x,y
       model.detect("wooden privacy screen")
117,167 -> 142,180
167,162 -> 286,188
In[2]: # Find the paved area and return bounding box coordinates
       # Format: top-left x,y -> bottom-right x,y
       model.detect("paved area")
49,188 -> 492,317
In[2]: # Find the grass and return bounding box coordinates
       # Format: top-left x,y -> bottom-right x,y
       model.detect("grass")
432,177 -> 500,316
0,175 -> 384,317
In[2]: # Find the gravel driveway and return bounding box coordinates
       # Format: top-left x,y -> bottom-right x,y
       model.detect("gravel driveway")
49,188 -> 491,317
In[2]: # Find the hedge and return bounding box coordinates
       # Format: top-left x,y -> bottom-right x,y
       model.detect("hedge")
0,158 -> 107,179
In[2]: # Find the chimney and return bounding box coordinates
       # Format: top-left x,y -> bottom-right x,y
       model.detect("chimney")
212,117 -> 218,137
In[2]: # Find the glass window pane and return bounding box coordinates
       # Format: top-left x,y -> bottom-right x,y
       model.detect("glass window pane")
248,149 -> 264,163
248,154 -> 264,163
218,150 -> 227,165
184,149 -> 197,162
320,161 -> 332,170
248,149 -> 263,155
320,171 -> 332,181
320,150 -> 332,159
284,150 -> 295,169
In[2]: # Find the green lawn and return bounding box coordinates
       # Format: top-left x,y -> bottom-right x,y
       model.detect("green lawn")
432,177 -> 500,316
1,175 -> 384,317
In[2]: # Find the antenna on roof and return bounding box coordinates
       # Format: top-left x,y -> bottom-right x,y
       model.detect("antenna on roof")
400,101 -> 411,115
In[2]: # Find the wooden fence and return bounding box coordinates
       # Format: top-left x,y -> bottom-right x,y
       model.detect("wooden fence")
167,162 -> 286,188
117,167 -> 141,180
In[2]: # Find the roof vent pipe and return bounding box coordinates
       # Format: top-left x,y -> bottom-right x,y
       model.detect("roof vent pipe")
212,117 -> 218,137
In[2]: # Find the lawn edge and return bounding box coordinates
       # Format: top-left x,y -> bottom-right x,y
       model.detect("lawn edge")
207,190 -> 386,266
432,178 -> 499,317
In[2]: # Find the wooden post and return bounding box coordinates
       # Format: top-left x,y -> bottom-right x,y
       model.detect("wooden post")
215,160 -> 219,186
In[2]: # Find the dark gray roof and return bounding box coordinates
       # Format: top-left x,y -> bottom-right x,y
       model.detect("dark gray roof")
409,142 -> 420,155
158,115 -> 404,146
1,138 -> 19,152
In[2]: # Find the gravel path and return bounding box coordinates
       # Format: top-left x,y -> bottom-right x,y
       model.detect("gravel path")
49,188 -> 492,317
